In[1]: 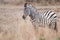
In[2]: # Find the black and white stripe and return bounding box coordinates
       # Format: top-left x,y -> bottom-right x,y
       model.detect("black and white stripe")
43,10 -> 57,30
22,3 -> 57,31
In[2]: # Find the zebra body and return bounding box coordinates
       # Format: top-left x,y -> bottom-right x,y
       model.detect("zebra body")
22,3 -> 57,31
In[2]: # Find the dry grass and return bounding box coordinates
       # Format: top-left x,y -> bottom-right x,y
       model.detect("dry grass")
0,5 -> 60,40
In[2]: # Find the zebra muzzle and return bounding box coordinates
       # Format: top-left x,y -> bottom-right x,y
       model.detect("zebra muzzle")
22,15 -> 26,20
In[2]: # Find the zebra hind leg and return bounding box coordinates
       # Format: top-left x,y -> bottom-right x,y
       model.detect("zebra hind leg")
54,22 -> 57,32
49,22 -> 57,32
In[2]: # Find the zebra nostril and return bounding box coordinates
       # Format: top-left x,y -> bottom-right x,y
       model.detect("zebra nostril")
22,15 -> 26,20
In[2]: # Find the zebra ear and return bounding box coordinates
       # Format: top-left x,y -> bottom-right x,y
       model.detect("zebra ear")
24,3 -> 27,7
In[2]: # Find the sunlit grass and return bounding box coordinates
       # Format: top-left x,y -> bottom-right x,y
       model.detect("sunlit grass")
40,36 -> 45,40
57,37 -> 60,40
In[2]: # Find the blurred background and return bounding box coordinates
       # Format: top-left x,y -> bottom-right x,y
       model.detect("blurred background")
0,0 -> 60,40
0,0 -> 60,6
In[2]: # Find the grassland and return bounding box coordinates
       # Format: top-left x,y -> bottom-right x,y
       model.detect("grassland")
0,5 -> 60,40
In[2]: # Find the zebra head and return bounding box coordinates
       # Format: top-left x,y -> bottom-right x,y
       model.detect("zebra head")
22,3 -> 32,20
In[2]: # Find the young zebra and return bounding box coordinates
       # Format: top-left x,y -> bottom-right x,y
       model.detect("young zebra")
22,3 -> 57,32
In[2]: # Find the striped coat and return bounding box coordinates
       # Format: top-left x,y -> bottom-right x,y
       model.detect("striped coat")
22,3 -> 57,31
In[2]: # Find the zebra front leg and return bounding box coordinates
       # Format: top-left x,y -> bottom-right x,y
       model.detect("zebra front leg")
34,25 -> 38,33
31,20 -> 38,33
32,22 -> 38,33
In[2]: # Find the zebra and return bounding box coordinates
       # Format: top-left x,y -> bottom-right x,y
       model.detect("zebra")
22,3 -> 57,32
